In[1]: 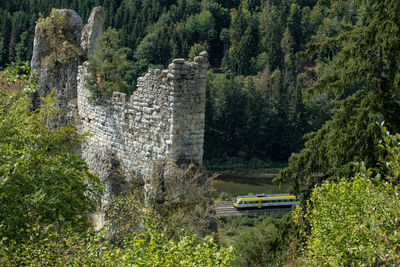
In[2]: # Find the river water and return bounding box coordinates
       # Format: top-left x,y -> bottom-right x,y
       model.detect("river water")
212,171 -> 290,198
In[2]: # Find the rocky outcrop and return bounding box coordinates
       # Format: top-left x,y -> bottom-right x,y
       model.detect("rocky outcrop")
81,6 -> 105,56
31,7 -> 208,229
31,9 -> 83,70
31,9 -> 83,125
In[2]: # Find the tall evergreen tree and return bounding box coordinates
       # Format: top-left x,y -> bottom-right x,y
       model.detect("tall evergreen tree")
277,0 -> 400,192
85,28 -> 135,99
223,2 -> 259,75
259,3 -> 283,71
15,31 -> 31,63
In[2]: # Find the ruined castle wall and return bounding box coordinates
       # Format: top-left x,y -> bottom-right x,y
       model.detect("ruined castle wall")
77,53 -> 208,179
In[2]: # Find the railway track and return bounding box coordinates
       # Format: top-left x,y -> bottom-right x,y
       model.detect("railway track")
214,201 -> 293,216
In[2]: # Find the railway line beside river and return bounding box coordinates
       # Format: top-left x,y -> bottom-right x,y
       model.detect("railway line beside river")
214,201 -> 293,216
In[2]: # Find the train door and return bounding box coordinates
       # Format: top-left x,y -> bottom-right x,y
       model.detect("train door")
258,199 -> 262,208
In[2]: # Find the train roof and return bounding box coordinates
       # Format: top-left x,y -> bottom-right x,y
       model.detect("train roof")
236,193 -> 295,199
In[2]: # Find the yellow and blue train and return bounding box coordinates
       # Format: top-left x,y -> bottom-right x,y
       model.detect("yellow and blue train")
233,193 -> 299,209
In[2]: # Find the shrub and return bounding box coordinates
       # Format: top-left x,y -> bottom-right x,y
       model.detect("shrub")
0,64 -> 100,242
85,28 -> 135,100
0,220 -> 233,266
304,176 -> 400,266
108,159 -> 217,243
218,191 -> 230,201
231,214 -> 296,266
302,128 -> 400,265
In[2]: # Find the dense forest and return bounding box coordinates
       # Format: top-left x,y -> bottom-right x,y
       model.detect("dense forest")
1,0 -> 400,265
0,0 -> 330,167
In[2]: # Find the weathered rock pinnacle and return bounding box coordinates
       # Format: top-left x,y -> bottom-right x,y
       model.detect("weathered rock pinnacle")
31,9 -> 83,70
30,9 -> 83,125
81,6 -> 105,56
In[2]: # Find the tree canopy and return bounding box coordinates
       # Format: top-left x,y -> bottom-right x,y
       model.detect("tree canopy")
0,0 -> 332,166
277,0 -> 400,192
0,63 -> 100,241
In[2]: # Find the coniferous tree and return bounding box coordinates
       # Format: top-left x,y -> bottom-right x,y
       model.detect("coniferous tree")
85,28 -> 135,99
223,2 -> 259,75
15,31 -> 31,63
277,0 -> 400,192
259,3 -> 283,71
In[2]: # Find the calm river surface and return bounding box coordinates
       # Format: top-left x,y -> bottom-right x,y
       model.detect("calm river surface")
211,169 -> 291,197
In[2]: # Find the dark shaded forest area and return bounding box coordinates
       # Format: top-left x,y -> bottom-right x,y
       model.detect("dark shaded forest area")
0,0 -> 330,166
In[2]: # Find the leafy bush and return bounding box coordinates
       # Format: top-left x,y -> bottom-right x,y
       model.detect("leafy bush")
301,128 -> 400,266
85,28 -> 135,100
0,220 -> 233,266
304,176 -> 400,266
0,64 -> 100,242
218,191 -> 230,201
231,214 -> 297,266
108,159 -> 217,243
239,216 -> 255,227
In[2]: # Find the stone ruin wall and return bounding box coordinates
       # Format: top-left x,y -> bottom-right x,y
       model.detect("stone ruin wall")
30,7 -> 208,226
77,53 -> 208,181
31,6 -> 207,176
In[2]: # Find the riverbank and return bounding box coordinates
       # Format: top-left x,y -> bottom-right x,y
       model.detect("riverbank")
209,168 -> 290,199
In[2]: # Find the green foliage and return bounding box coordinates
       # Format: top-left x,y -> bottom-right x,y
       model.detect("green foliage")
1,219 -> 233,266
109,160 -> 217,242
304,176 -> 400,265
205,70 -> 297,163
204,157 -> 286,171
2,0 -> 329,167
258,4 -> 283,71
294,128 -> 400,265
219,214 -> 297,266
218,191 -> 230,201
14,31 -> 32,64
188,43 -> 208,61
222,3 -> 259,75
36,9 -> 83,69
278,0 -> 400,191
0,64 -> 100,241
85,28 -> 135,100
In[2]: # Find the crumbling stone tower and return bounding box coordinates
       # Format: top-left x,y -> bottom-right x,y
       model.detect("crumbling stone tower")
31,7 -> 208,226
77,53 -> 208,174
